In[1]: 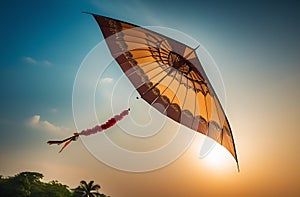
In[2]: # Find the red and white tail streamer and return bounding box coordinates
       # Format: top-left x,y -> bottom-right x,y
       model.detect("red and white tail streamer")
47,109 -> 130,152
79,109 -> 130,136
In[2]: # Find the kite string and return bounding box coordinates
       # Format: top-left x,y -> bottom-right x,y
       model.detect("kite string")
79,109 -> 130,136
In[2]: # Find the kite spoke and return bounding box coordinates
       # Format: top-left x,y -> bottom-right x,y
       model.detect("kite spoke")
121,61 -> 168,86
190,72 -> 205,95
150,70 -> 178,106
115,38 -> 157,48
142,67 -> 174,96
163,71 -> 184,113
120,32 -> 164,46
102,25 -> 164,46
160,41 -> 172,51
141,62 -> 170,79
124,54 -> 168,62
212,94 -> 224,142
157,50 -> 170,56
117,58 -> 163,76
189,73 -> 198,129
145,32 -> 165,44
121,61 -> 173,95
129,48 -> 169,56
160,46 -> 171,54
181,75 -> 189,110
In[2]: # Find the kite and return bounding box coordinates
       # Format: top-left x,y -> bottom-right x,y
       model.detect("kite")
48,13 -> 239,170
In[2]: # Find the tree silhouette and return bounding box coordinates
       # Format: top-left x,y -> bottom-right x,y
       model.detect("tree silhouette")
0,172 -> 72,196
0,172 -> 110,197
73,180 -> 103,197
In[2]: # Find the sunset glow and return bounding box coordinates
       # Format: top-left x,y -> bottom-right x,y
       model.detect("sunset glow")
1,1 -> 299,196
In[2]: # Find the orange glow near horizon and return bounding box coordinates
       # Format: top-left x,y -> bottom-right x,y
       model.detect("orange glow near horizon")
202,144 -> 234,171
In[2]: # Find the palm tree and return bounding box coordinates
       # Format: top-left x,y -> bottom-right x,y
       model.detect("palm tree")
73,180 -> 101,197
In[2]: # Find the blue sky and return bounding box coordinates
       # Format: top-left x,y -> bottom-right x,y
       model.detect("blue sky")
1,0 -> 298,120
1,0 -> 300,196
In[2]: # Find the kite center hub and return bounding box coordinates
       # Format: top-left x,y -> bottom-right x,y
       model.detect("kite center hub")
168,51 -> 192,74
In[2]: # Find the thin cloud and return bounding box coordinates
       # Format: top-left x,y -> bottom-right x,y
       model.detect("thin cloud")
23,57 -> 37,64
23,56 -> 52,66
50,108 -> 58,113
42,60 -> 52,66
27,115 -> 68,132
100,77 -> 114,84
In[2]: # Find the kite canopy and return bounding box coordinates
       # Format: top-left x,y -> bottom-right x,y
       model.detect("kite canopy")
89,13 -> 239,170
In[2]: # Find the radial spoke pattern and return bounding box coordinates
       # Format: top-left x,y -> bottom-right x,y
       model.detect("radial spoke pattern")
91,14 -> 238,166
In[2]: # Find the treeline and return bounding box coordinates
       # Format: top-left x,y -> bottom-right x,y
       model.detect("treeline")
0,171 -> 109,197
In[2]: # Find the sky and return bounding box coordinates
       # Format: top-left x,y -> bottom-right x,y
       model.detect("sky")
1,0 -> 300,196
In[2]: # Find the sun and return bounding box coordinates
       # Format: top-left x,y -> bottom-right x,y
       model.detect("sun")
203,146 -> 234,172
197,137 -> 234,171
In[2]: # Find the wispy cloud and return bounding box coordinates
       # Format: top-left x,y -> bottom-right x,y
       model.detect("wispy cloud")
27,115 -> 68,132
42,60 -> 52,66
50,108 -> 58,113
23,56 -> 53,67
23,57 -> 37,64
100,77 -> 114,84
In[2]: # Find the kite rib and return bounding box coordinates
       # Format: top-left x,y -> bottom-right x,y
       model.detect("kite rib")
183,49 -> 196,59
159,46 -> 171,55
114,38 -> 157,48
99,25 -> 161,43
100,24 -> 164,45
189,73 -> 198,129
103,21 -> 173,53
181,75 -> 189,110
159,40 -> 172,51
141,63 -> 171,81
163,71 -> 184,113
142,67 -> 174,96
120,61 -> 169,87
129,48 -> 169,56
220,126 -> 224,145
145,32 -> 165,45
118,57 -> 157,70
156,44 -> 170,64
117,59 -> 162,77
113,49 -> 169,66
108,44 -> 169,58
150,70 -> 178,106
117,53 -> 168,61
190,72 -> 209,127
116,32 -> 164,46
189,70 -> 210,123
156,40 -> 171,56
204,94 -> 209,127
211,94 -> 223,142
190,72 -> 205,95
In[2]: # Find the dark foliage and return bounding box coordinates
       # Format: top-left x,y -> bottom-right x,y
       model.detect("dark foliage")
73,180 -> 109,197
0,172 -> 109,197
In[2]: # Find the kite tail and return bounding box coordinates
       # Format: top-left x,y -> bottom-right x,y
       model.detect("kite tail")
47,133 -> 79,153
47,135 -> 76,145
47,108 -> 130,152
79,108 -> 130,136
47,141 -> 63,145
58,138 -> 73,153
